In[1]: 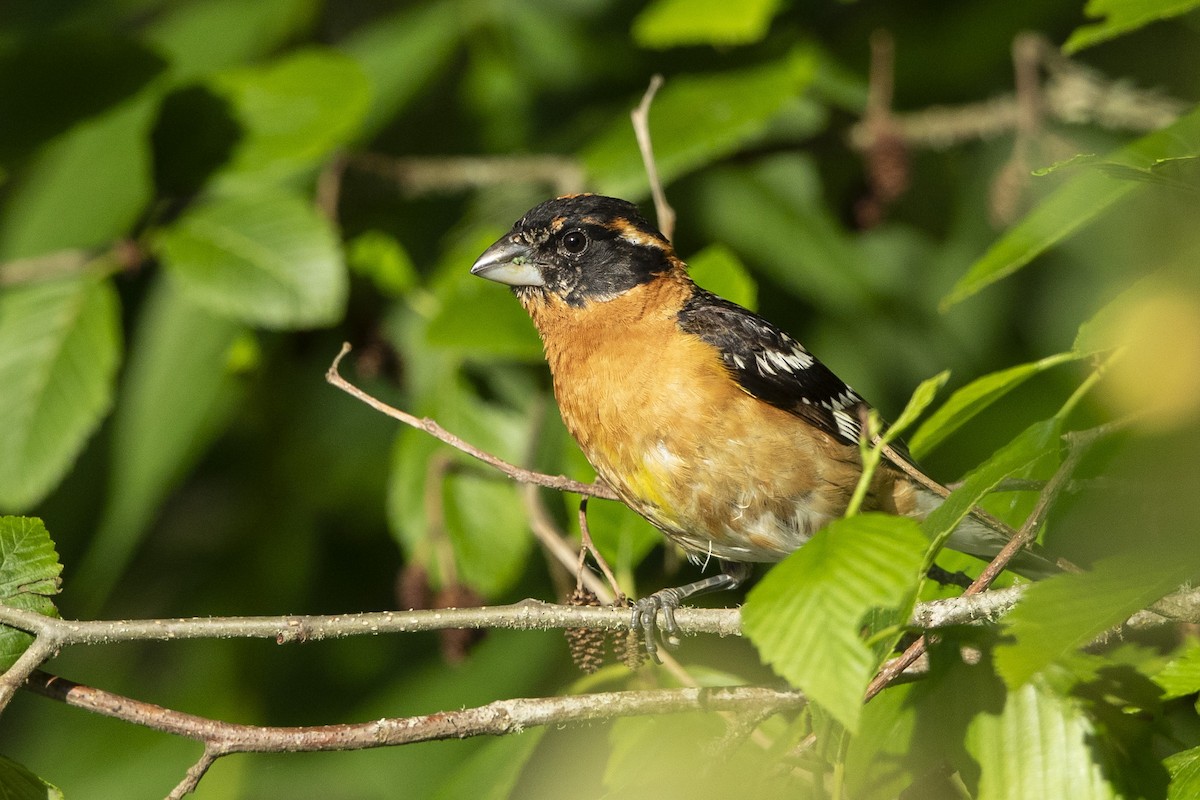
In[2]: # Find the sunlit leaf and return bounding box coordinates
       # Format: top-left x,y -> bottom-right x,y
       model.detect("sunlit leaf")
0,96 -> 155,260
742,513 -> 927,732
154,187 -> 347,329
996,548 -> 1200,688
921,419 -> 1060,556
910,353 -> 1079,459
0,274 -> 121,510
1167,746 -> 1200,800
207,48 -> 371,183
633,0 -> 784,48
0,517 -> 62,672
1065,0 -> 1200,52
1155,642 -> 1200,699
143,0 -> 320,80
967,677 -> 1119,800
888,370 -> 950,441
942,107 -> 1200,309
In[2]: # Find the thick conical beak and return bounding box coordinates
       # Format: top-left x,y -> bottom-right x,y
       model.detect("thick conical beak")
470,238 -> 546,287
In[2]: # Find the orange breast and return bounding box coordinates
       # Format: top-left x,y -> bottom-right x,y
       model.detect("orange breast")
524,279 -> 884,562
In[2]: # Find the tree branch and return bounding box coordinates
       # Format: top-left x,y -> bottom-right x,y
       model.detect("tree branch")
24,670 -> 804,799
348,153 -> 585,197
864,419 -> 1114,700
847,34 -> 1185,152
325,342 -> 618,501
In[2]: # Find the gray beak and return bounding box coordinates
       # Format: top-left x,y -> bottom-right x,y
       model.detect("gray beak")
470,238 -> 546,287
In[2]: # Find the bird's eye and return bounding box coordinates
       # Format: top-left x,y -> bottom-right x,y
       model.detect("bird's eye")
561,230 -> 588,255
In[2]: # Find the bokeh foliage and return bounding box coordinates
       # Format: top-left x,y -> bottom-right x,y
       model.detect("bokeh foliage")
2,0 -> 1200,797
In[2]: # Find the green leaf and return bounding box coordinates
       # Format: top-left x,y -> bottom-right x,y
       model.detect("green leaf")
942,107 -> 1200,309
995,548 -> 1200,688
0,517 -> 63,672
1073,275 -> 1166,355
583,50 -> 817,198
386,309 -> 537,597
347,230 -> 418,298
910,353 -> 1079,459
921,419 -> 1060,556
0,754 -> 64,800
0,95 -> 155,260
887,370 -> 950,441
686,244 -> 757,311
443,474 -> 534,597
339,0 -> 464,136
0,274 -> 121,510
1155,642 -> 1200,699
74,277 -> 246,613
143,0 -> 320,81
1167,746 -> 1200,800
632,0 -> 784,48
153,188 -> 347,329
1065,0 -> 1200,53
742,513 -> 928,732
206,48 -> 371,184
967,677 -> 1119,800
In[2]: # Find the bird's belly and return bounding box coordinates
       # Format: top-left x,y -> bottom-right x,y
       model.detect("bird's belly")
598,433 -> 838,563
544,313 -> 860,563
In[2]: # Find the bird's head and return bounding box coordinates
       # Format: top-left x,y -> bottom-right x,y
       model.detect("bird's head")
470,194 -> 679,307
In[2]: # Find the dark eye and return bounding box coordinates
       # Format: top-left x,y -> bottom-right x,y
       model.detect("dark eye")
561,230 -> 588,255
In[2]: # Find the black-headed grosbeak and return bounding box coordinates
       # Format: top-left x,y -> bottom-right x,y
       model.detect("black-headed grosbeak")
471,194 -> 1058,650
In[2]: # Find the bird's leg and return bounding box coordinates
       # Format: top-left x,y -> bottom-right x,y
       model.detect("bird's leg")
631,560 -> 755,663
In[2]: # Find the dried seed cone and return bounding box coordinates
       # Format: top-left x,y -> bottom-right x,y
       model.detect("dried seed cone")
565,587 -> 606,674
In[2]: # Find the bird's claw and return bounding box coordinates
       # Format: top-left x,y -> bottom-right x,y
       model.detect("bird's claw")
630,588 -> 685,663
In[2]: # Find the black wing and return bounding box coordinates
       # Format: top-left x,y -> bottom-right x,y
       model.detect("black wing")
677,288 -> 869,447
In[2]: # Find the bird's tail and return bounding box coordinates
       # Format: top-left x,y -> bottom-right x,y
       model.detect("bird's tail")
914,487 -> 1062,580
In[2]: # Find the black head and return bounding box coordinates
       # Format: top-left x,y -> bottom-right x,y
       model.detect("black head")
470,194 -> 675,306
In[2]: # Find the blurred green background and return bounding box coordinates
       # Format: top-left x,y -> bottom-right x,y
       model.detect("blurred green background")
2,0 -> 1200,797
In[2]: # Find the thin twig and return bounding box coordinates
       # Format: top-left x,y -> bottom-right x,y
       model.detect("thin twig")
325,343 -> 618,501
315,153 -> 348,226
631,74 -> 676,241
578,497 -> 625,601
423,452 -> 460,586
847,34 -> 1185,152
521,484 -> 614,603
0,636 -> 56,711
863,420 -> 1110,700
348,153 -> 585,197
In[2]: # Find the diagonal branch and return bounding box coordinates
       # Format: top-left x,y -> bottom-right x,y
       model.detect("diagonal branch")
325,343 -> 618,501
863,420 -> 1116,700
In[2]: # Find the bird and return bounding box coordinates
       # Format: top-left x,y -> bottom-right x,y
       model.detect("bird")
470,193 -> 1060,656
